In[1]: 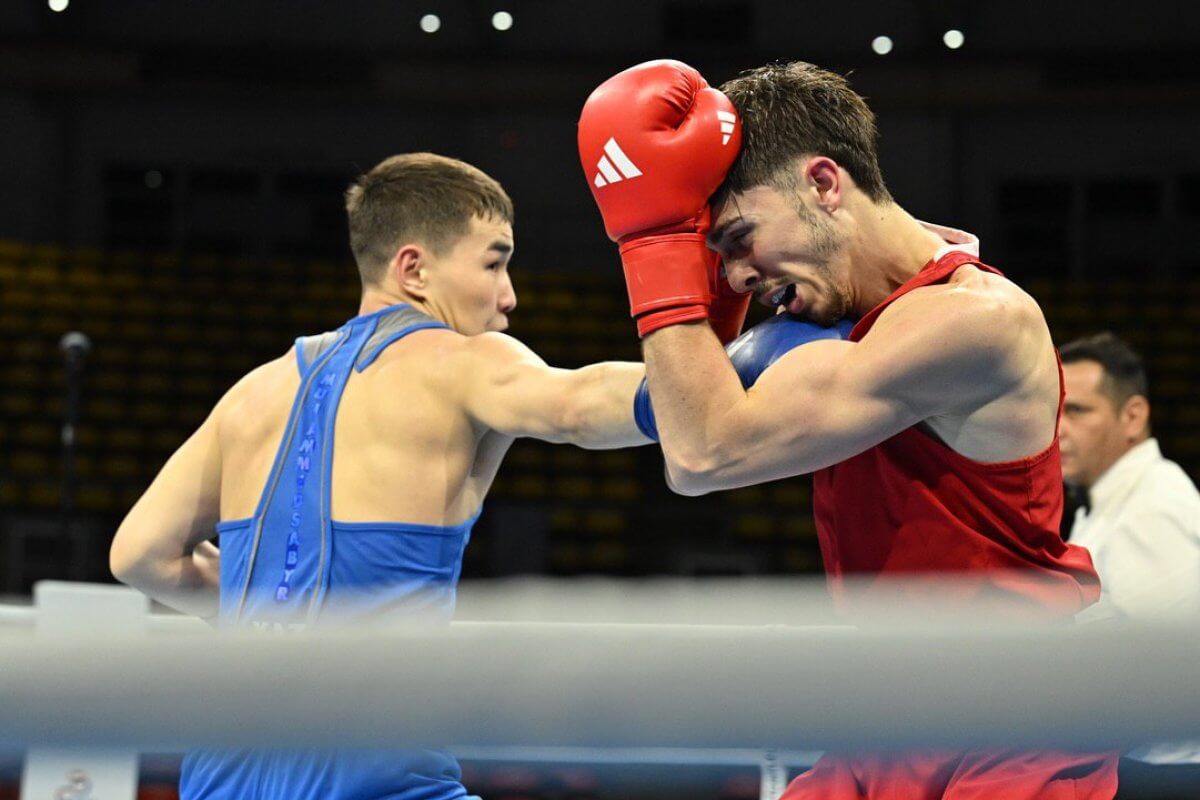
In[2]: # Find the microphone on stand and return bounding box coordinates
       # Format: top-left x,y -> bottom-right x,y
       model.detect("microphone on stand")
60,330 -> 92,363
59,331 -> 92,577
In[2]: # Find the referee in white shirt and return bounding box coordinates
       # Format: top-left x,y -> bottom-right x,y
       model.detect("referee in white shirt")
1060,331 -> 1200,789
1061,332 -> 1200,619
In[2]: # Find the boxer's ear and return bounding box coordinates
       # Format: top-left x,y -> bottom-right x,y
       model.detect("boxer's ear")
391,244 -> 428,299
805,156 -> 842,213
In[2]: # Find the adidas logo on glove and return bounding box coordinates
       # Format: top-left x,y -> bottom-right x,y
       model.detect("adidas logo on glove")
717,110 -> 737,145
592,111 -> 738,188
593,138 -> 642,188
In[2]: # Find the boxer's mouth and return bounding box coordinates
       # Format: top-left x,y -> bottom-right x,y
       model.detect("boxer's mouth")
784,285 -> 807,315
764,284 -> 797,308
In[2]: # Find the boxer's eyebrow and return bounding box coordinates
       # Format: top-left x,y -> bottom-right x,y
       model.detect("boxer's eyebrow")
488,241 -> 513,255
708,218 -> 751,251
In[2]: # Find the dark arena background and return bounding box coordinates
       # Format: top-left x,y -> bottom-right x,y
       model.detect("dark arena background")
2,1 -> 1199,799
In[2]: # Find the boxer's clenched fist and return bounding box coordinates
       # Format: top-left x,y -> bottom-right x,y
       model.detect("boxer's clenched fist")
633,315 -> 855,441
578,59 -> 746,339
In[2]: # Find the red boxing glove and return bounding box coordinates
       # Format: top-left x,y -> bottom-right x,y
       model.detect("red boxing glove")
578,59 -> 743,337
708,263 -> 752,344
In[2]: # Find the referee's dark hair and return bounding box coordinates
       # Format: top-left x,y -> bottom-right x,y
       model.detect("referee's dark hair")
1060,332 -> 1149,410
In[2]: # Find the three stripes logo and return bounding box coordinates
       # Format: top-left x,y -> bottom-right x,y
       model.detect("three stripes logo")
593,138 -> 642,188
592,110 -> 739,189
717,110 -> 737,145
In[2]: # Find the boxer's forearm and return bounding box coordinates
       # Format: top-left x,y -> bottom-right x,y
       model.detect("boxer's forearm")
563,361 -> 652,449
112,542 -> 220,619
643,321 -> 749,492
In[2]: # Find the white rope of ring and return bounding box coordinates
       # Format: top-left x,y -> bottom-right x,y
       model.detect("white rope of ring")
2,580 -> 1199,754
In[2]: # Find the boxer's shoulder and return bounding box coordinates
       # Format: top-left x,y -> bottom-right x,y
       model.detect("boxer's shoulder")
861,268 -> 1050,406
370,328 -> 538,372
210,352 -> 299,443
223,352 -> 296,406
881,265 -> 1044,346
365,324 -> 464,369
366,328 -> 545,412
458,331 -> 542,364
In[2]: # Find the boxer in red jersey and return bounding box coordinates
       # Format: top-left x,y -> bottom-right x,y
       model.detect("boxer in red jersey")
578,61 -> 1117,799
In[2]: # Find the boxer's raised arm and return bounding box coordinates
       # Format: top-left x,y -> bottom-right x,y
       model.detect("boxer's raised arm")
650,286 -> 1040,493
459,332 -> 650,449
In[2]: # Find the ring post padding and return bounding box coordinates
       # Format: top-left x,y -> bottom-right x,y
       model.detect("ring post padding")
759,749 -> 789,800
20,581 -> 147,800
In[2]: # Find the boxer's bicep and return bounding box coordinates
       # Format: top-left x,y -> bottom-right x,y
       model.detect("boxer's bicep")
462,334 -> 648,447
782,292 -> 1020,444
459,333 -> 592,443
693,295 -> 1020,488
863,285 -> 1033,414
699,340 -> 919,486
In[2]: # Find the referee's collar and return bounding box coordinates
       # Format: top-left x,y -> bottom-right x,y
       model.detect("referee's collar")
1085,437 -> 1161,517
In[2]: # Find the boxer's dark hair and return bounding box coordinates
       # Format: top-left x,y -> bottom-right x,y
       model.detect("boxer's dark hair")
346,153 -> 514,285
719,62 -> 891,204
1060,332 -> 1149,409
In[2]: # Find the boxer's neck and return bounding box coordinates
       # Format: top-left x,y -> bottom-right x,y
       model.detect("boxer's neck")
357,286 -> 444,327
844,199 -> 949,311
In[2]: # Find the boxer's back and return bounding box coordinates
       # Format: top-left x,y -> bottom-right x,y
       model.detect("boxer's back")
181,303 -> 485,800
217,315 -> 503,531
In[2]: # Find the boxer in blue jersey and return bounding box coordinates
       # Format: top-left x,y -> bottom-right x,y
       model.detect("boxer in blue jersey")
109,152 -> 849,799
108,153 -> 654,800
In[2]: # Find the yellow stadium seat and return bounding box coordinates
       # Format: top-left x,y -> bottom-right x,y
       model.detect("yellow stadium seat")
6,366 -> 42,389
88,398 -> 125,420
30,243 -> 64,262
553,476 -> 593,499
78,485 -> 117,512
587,540 -> 628,569
770,483 -> 811,504
1,395 -> 36,415
511,475 -> 549,499
727,485 -> 766,506
11,451 -> 53,476
132,401 -> 171,424
584,509 -> 626,535
549,541 -> 584,571
505,447 -> 547,468
782,548 -> 819,572
151,252 -> 181,270
0,239 -> 30,261
28,481 -> 60,509
735,514 -> 774,539
5,289 -> 37,310
549,508 -> 579,529
0,481 -> 21,506
599,478 -> 639,502
15,422 -> 56,448
118,321 -> 155,341
782,517 -> 817,540
26,262 -> 61,285
596,451 -> 635,470
102,457 -> 141,479
551,449 -> 587,469
120,485 -> 145,509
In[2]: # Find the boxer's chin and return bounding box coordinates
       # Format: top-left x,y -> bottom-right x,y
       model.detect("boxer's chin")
808,306 -> 842,328
803,290 -> 847,327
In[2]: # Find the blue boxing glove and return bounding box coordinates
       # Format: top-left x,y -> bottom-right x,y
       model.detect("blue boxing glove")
633,315 -> 856,441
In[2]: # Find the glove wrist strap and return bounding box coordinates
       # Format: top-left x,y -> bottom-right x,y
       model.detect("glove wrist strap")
618,233 -> 713,338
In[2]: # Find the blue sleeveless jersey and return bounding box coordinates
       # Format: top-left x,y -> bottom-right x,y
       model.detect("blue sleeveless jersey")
180,304 -> 480,800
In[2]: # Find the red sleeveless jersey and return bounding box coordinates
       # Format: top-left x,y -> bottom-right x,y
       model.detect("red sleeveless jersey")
811,250 -> 1101,615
